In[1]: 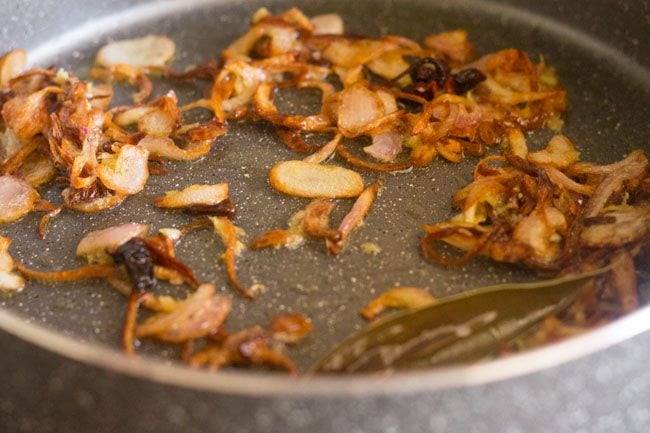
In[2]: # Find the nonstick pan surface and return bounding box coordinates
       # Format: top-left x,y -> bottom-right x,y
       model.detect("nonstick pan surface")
0,0 -> 649,431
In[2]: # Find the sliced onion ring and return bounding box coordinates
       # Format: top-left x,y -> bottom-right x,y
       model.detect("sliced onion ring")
269,160 -> 364,198
155,183 -> 229,209
96,144 -> 150,195
96,35 -> 176,68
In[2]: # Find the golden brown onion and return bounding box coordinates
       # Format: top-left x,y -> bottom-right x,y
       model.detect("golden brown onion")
135,284 -> 232,343
96,35 -> 175,68
269,160 -> 364,198
0,237 -> 24,292
0,175 -> 39,223
361,287 -> 436,320
327,180 -> 383,255
154,183 -> 229,209
96,144 -> 150,195
0,49 -> 27,87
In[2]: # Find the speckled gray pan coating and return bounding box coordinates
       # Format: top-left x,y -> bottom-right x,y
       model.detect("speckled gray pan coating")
0,0 -> 649,432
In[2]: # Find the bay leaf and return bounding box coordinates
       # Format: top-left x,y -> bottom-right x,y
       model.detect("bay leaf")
311,269 -> 608,374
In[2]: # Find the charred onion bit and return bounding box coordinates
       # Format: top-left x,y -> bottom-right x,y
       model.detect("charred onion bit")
111,238 -> 156,293
141,236 -> 201,288
111,237 -> 158,355
400,57 -> 485,99
449,68 -> 487,94
184,198 -> 237,219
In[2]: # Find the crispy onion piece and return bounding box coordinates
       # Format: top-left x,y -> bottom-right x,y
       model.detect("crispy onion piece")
183,119 -> 227,142
135,284 -> 232,343
0,128 -> 22,163
62,188 -> 126,213
420,224 -> 513,266
327,180 -> 383,255
437,137 -> 463,163
298,198 -> 339,240
155,183 -> 229,209
14,151 -> 57,188
188,325 -> 298,374
250,229 -> 304,250
251,198 -> 338,250
512,204 -> 567,267
453,177 -> 508,225
361,287 -> 436,320
318,37 -> 396,69
138,108 -> 174,137
424,29 -> 475,65
76,223 -> 149,264
212,60 -> 268,120
545,166 -> 595,196
275,128 -> 316,153
506,127 -> 528,159
363,131 -> 403,163
337,141 -> 413,172
568,149 -> 647,176
0,237 -> 24,292
140,236 -> 201,288
15,262 -> 119,281
0,136 -> 40,175
209,216 -> 258,299
113,106 -> 155,127
338,83 -> 396,137
269,160 -> 364,198
310,14 -> 344,35
367,49 -> 411,82
96,145 -> 149,195
580,205 -> 650,248
138,136 -> 212,161
0,175 -> 39,223
91,64 -> 153,103
183,199 -> 237,219
37,206 -> 62,240
2,87 -> 60,139
105,275 -> 179,313
270,313 -> 313,343
122,291 -> 148,356
303,133 -> 342,164
222,18 -> 301,60
0,49 -> 27,87
583,150 -> 648,218
527,134 -> 580,169
253,82 -> 331,132
480,76 -> 563,106
96,35 -> 175,68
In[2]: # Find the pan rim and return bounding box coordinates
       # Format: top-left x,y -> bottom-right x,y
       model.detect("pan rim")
2,0 -> 649,397
1,304 -> 650,396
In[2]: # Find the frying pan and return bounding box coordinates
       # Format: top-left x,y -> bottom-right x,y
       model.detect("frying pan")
1,0 -> 649,432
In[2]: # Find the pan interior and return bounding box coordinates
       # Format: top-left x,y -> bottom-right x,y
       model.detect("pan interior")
1,0 -> 648,373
